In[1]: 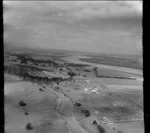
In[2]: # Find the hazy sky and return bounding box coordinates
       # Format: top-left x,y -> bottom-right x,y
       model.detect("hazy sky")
4,1 -> 142,54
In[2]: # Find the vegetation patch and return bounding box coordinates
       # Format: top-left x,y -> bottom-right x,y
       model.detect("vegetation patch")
25,123 -> 34,130
81,109 -> 90,117
18,100 -> 27,107
97,124 -> 106,133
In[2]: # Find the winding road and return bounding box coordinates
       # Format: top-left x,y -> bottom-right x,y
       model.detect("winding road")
46,87 -> 88,133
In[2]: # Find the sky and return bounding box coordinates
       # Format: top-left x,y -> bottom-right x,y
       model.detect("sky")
4,1 -> 142,55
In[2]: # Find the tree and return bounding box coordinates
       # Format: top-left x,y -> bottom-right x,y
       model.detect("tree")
25,123 -> 34,130
74,102 -> 82,107
81,110 -> 90,117
97,124 -> 106,133
19,101 -> 26,107
68,72 -> 76,77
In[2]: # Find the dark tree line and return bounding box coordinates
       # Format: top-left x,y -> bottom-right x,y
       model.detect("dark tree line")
16,54 -> 60,68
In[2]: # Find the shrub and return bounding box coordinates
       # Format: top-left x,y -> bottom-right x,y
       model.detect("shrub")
39,88 -> 44,92
97,124 -> 105,133
81,110 -> 90,117
25,123 -> 34,130
68,72 -> 76,77
74,102 -> 82,107
64,94 -> 67,96
19,101 -> 26,107
25,112 -> 29,115
92,120 -> 97,125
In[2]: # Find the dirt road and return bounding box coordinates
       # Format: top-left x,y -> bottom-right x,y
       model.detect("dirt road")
46,87 -> 88,133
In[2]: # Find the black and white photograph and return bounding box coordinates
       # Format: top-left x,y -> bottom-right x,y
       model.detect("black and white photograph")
4,1 -> 143,133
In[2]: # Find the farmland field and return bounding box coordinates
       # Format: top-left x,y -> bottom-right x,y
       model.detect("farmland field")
4,50 -> 143,133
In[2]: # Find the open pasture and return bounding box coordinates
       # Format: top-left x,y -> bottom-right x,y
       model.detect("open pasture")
5,81 -> 68,133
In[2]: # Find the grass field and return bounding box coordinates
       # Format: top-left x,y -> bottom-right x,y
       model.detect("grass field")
4,50 -> 143,133
5,81 -> 68,133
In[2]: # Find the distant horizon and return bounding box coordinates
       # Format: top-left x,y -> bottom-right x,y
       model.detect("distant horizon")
4,43 -> 142,57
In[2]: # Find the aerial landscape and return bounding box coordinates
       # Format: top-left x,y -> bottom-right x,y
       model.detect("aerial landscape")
4,1 -> 143,133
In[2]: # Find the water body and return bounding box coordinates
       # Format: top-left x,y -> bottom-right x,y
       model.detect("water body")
62,55 -> 143,76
